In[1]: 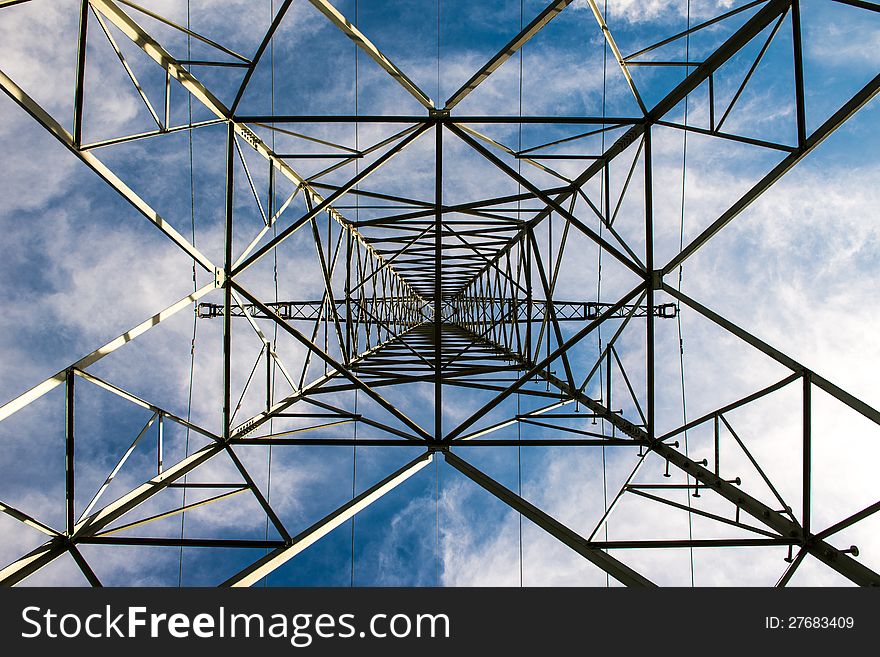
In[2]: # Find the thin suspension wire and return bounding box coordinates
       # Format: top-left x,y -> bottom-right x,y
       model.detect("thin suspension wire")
435,456 -> 440,586
350,0 -> 359,589
517,0 -> 524,589
178,0 -> 197,588
263,0 -> 278,588
597,0 -> 610,589
437,0 -> 441,103
351,389 -> 358,586
435,0 -> 442,588
517,369 -> 523,587
676,0 -> 696,588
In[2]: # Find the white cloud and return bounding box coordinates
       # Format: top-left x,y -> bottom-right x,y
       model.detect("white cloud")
573,0 -> 736,24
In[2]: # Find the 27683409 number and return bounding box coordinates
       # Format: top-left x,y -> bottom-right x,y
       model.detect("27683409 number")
765,616 -> 854,629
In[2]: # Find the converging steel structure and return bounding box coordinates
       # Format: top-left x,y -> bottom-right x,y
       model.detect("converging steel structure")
0,0 -> 878,586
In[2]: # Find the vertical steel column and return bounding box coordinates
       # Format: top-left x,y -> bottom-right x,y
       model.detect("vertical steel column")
65,369 -> 75,535
164,70 -> 171,131
525,236 -> 533,361
546,219 -> 551,380
606,350 -> 612,412
714,414 -> 720,475
644,128 -> 655,439
223,121 -> 235,441
803,371 -> 811,536
346,228 -> 353,361
266,346 -> 272,412
434,121 -> 443,441
268,163 -> 275,220
72,0 -> 89,148
157,414 -> 164,474
791,0 -> 807,148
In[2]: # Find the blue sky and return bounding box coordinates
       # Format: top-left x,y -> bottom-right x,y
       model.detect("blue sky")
0,0 -> 878,587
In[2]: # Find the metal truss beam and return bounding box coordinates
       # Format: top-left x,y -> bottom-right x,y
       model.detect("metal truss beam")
0,282 -> 217,423
195,299 -> 673,322
306,0 -> 434,110
230,281 -> 433,441
0,68 -> 218,274
453,0 -> 791,298
87,0 -> 423,306
663,71 -> 880,275
445,0 -> 575,110
444,451 -> 655,587
222,453 -> 433,586
458,324 -> 880,587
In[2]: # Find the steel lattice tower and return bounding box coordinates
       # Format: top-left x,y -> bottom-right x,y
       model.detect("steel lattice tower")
1,0 -> 878,587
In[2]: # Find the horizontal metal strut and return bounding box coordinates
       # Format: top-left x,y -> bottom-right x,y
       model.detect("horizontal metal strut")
197,299 -> 676,322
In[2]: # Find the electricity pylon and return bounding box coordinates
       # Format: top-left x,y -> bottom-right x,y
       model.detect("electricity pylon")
1,0 -> 878,587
